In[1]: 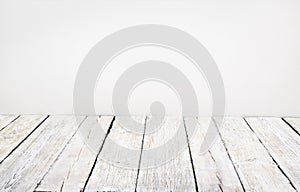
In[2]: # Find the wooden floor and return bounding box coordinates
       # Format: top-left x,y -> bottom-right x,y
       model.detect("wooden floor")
0,115 -> 299,192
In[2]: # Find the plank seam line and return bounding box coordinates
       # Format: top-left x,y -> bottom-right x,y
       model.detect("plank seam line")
0,115 -> 50,165
243,118 -> 297,191
82,116 -> 116,192
218,184 -> 224,192
134,116 -> 147,192
208,151 -> 224,192
0,115 -> 21,132
34,115 -> 88,191
212,118 -> 246,192
60,180 -> 65,192
183,117 -> 199,192
282,118 -> 300,137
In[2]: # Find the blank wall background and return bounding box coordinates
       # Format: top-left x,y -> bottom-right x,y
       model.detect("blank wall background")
0,0 -> 300,116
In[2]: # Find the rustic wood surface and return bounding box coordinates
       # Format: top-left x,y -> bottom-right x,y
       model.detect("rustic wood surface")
188,118 -> 244,192
85,116 -> 145,192
0,115 -> 19,132
136,117 -> 195,192
0,115 -> 298,192
245,117 -> 300,191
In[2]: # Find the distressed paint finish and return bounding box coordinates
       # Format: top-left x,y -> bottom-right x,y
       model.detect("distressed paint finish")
0,115 -> 19,131
186,117 -> 244,192
245,117 -> 300,190
0,115 -> 298,192
0,115 -> 47,163
215,117 -> 295,192
35,116 -> 113,192
85,116 -> 146,191
136,117 -> 196,192
0,116 -> 85,192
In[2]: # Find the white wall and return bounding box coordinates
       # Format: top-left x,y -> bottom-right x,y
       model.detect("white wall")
0,0 -> 300,116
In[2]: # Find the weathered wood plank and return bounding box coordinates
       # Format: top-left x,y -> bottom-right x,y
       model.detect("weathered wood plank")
35,116 -> 113,192
136,117 -> 196,192
187,117 -> 243,192
215,117 -> 295,192
284,117 -> 300,136
85,116 -> 145,191
0,115 -> 48,163
245,117 -> 300,190
0,115 -> 19,131
0,115 -> 85,192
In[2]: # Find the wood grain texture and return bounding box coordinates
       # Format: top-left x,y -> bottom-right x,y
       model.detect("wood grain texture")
0,115 -> 19,131
187,117 -> 244,192
136,117 -> 196,192
85,116 -> 145,192
35,116 -> 113,192
245,117 -> 300,190
284,117 -> 300,135
0,115 -> 47,163
0,115 -> 85,192
0,115 -> 299,192
215,117 -> 295,192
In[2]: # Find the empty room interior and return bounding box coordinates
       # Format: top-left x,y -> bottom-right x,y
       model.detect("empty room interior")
0,0 -> 299,191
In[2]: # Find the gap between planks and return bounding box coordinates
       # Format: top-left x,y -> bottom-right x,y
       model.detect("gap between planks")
1,116 -> 299,192
0,115 -> 86,191
244,117 -> 300,191
81,116 -> 116,191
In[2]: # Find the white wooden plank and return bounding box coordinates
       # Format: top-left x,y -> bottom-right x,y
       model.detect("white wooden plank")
0,115 -> 85,192
245,117 -> 300,190
0,115 -> 19,131
215,117 -> 295,192
136,117 -> 196,192
85,116 -> 145,191
284,117 -> 300,135
186,117 -> 243,192
0,115 -> 47,163
35,116 -> 114,192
